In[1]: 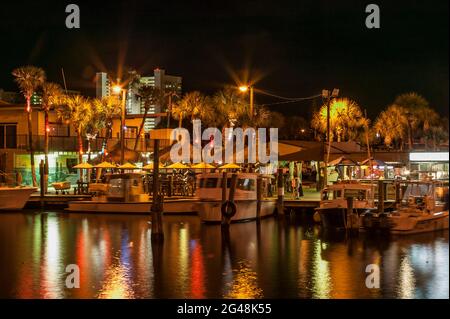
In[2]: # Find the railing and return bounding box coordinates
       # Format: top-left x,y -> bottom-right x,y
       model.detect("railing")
13,135 -> 160,152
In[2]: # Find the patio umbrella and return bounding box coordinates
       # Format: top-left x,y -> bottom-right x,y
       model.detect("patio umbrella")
360,157 -> 386,167
191,162 -> 215,169
328,156 -> 358,167
219,163 -> 241,169
94,161 -> 117,168
142,162 -> 165,170
73,162 -> 93,169
166,162 -> 190,169
117,162 -> 138,169
73,162 -> 93,183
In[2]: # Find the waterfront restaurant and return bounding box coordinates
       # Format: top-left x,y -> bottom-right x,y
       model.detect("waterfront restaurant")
0,100 -> 170,186
408,151 -> 449,181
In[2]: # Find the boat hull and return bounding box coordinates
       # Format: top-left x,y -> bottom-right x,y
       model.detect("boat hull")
67,201 -> 152,213
197,199 -> 276,223
67,199 -> 199,214
0,187 -> 37,210
390,211 -> 449,235
317,207 -> 374,230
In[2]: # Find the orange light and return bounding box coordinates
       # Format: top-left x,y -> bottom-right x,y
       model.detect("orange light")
238,86 -> 249,93
112,85 -> 122,94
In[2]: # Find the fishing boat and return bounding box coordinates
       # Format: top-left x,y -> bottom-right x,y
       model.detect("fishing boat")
67,172 -> 197,214
315,180 -> 377,230
360,181 -> 449,235
0,186 -> 37,210
195,172 -> 277,223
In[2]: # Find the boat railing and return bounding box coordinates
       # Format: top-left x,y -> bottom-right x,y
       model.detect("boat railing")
0,171 -> 20,187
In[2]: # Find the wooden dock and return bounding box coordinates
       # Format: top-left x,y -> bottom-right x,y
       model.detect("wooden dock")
26,193 -> 93,208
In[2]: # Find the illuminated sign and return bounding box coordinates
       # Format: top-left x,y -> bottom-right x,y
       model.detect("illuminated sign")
409,152 -> 449,162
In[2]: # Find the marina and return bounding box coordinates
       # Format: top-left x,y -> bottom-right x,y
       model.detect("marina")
0,211 -> 447,298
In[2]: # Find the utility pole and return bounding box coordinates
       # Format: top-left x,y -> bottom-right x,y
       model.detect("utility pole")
322,88 -> 339,188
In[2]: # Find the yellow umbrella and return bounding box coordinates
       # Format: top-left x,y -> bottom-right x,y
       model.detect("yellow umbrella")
117,162 -> 138,169
94,161 -> 117,168
73,162 -> 93,169
191,162 -> 215,169
166,162 -> 190,169
142,162 -> 165,170
219,163 -> 240,169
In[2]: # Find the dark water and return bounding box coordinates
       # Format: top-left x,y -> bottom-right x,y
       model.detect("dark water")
0,211 -> 448,299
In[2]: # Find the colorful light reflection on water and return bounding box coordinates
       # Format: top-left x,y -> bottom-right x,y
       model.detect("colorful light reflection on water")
0,212 -> 447,299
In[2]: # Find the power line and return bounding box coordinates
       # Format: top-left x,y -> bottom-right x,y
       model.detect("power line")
256,89 -> 322,101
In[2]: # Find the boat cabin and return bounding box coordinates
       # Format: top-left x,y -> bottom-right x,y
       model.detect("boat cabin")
105,172 -> 148,202
196,172 -> 274,200
320,181 -> 374,208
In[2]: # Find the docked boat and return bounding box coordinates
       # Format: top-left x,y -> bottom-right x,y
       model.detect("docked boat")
360,181 -> 449,235
315,180 -> 376,230
0,186 -> 37,210
195,172 -> 277,223
67,172 -> 198,214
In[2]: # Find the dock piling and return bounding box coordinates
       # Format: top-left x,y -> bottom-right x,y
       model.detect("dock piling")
378,180 -> 385,213
151,139 -> 164,241
256,175 -> 262,221
277,168 -> 285,215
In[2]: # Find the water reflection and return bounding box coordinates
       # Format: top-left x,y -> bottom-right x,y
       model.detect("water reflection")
0,212 -> 447,299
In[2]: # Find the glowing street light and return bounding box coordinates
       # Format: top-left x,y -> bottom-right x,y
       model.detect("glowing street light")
239,85 -> 249,93
238,85 -> 254,119
112,85 -> 122,95
112,83 -> 127,165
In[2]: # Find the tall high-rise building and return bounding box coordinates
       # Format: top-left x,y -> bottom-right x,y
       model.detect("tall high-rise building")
95,69 -> 181,130
95,72 -> 111,99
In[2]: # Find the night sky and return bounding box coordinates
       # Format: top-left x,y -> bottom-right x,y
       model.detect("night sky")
0,0 -> 448,119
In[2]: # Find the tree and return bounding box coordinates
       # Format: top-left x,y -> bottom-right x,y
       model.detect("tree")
56,95 -> 92,162
373,104 -> 409,150
134,84 -> 162,150
12,66 -> 46,187
172,91 -> 210,128
92,96 -> 121,159
312,98 -> 367,142
40,82 -> 63,192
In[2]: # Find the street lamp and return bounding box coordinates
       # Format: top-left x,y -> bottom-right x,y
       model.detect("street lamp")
239,85 -> 254,119
113,84 -> 127,165
322,88 -> 339,187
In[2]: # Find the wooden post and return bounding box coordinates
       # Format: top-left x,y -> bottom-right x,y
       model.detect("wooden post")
277,168 -> 284,215
168,175 -> 173,197
221,173 -> 238,227
395,181 -> 401,208
151,139 -> 164,241
256,176 -> 263,221
378,180 -> 384,213
229,173 -> 238,202
221,171 -> 228,226
39,160 -> 45,208
39,160 -> 45,198
346,196 -> 357,231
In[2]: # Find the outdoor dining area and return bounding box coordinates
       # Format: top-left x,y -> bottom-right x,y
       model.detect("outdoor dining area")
67,161 -> 242,197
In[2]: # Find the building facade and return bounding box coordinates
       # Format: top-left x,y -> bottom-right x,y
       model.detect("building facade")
95,69 -> 182,130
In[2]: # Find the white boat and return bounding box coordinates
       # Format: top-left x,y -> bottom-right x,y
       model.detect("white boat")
315,181 -> 377,230
0,186 -> 37,210
67,172 -> 198,214
195,172 -> 277,223
361,181 -> 449,235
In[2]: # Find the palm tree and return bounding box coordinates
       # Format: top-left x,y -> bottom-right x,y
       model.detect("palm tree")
40,82 -> 63,192
374,104 -> 409,150
12,66 -> 46,187
392,92 -> 439,149
134,84 -> 161,150
172,91 -> 209,128
56,95 -> 92,162
312,98 -> 367,142
93,96 -> 121,159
